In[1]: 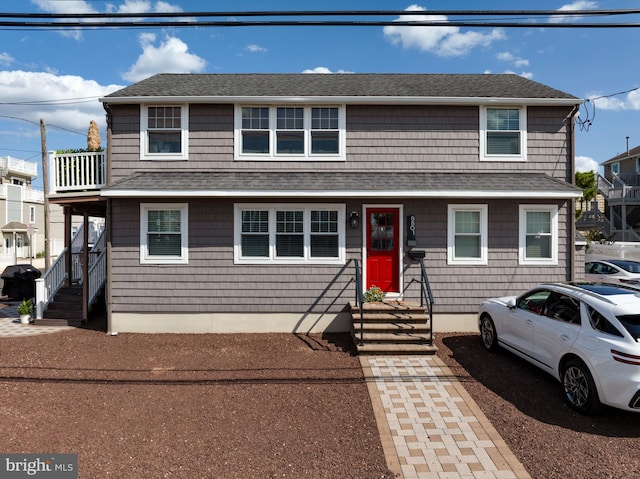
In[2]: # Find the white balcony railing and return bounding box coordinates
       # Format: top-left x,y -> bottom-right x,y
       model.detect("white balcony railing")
0,184 -> 44,203
0,156 -> 38,178
49,151 -> 107,193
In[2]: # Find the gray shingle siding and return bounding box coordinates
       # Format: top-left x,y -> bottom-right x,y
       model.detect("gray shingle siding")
110,198 -> 572,316
108,104 -> 575,181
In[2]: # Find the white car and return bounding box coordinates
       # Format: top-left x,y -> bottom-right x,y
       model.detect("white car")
478,283 -> 640,414
585,259 -> 640,285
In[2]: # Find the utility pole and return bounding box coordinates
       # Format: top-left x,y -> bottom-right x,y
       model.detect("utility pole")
40,119 -> 50,270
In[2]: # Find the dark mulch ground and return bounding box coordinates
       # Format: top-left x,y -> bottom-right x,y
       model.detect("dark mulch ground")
0,323 -> 394,479
434,333 -> 640,479
3,317 -> 640,479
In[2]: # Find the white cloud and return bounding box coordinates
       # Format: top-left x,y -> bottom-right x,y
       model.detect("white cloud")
117,0 -> 182,14
383,4 -> 505,57
117,0 -> 152,13
503,70 -> 533,79
0,53 -> 15,66
550,1 -> 598,23
122,33 -> 206,82
302,67 -> 353,74
30,0 -> 97,14
246,45 -> 267,53
575,155 -> 600,173
497,52 -> 529,68
32,1 -> 185,40
0,70 -> 123,141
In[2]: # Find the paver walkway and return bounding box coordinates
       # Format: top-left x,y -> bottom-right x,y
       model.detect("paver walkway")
0,302 -> 71,337
361,355 -> 531,479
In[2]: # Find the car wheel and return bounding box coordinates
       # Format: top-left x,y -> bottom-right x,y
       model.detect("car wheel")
562,358 -> 601,414
479,314 -> 498,351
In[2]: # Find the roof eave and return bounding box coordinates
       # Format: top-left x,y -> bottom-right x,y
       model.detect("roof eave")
101,189 -> 581,199
100,95 -> 582,107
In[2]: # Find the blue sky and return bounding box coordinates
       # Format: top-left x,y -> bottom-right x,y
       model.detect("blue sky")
1,0 -> 639,189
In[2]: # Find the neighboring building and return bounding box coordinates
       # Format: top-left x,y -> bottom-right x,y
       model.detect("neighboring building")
599,145 -> 640,241
0,156 -> 54,267
44,73 -> 583,334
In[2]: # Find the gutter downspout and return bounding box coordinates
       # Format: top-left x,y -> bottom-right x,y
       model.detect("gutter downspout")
104,103 -> 115,335
569,104 -> 580,282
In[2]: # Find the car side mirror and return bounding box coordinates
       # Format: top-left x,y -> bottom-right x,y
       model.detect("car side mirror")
507,298 -> 517,309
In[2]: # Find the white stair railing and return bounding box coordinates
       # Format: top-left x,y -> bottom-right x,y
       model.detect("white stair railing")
88,250 -> 106,308
34,228 -> 107,319
35,249 -> 67,319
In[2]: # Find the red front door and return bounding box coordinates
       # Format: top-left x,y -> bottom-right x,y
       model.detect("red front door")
366,208 -> 400,293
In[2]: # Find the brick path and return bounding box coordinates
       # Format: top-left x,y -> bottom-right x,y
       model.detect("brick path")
361,356 -> 531,479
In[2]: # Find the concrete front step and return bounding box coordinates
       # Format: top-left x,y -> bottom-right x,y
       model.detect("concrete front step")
356,332 -> 432,343
353,312 -> 430,322
350,300 -> 436,355
357,322 -> 431,332
354,342 -> 438,355
349,300 -> 426,314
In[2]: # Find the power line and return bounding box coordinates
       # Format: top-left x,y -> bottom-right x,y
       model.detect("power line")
0,97 -> 99,106
1,20 -> 639,29
2,9 -> 639,19
589,86 -> 640,101
0,9 -> 639,29
0,115 -> 86,137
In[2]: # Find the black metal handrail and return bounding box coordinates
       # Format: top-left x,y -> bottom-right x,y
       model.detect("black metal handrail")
416,258 -> 435,346
353,259 -> 365,346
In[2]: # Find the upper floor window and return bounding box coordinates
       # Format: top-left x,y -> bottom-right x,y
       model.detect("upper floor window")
11,178 -> 24,186
235,105 -> 345,161
612,161 -> 620,175
519,204 -> 558,265
141,105 -> 189,161
234,204 -> 345,264
480,106 -> 527,162
447,204 -> 488,265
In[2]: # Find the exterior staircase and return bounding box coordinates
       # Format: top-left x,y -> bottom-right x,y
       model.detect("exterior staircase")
350,300 -> 438,355
34,285 -> 84,327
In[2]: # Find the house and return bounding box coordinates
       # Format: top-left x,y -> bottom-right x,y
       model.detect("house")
41,73 -> 584,338
598,145 -> 640,241
0,155 -> 62,267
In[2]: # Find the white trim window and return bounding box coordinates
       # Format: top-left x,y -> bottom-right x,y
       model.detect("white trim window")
612,161 -> 620,175
140,203 -> 189,264
480,106 -> 527,162
235,105 -> 345,161
447,204 -> 488,265
140,104 -> 189,160
234,204 -> 345,264
29,206 -> 35,224
519,205 -> 558,265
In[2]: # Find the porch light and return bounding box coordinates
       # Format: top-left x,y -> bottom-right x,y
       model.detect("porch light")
349,211 -> 360,229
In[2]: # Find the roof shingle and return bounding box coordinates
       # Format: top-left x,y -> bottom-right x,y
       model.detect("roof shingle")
104,73 -> 578,101
101,171 -> 580,199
